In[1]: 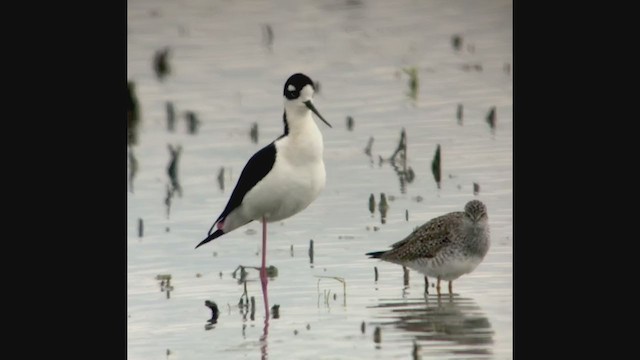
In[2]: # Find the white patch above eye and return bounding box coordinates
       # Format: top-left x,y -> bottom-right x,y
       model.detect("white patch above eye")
287,84 -> 296,92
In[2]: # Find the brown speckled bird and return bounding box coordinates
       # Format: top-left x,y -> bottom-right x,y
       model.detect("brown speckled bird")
366,200 -> 490,295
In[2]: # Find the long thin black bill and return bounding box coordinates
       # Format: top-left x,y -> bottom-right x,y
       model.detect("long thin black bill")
195,229 -> 224,249
304,100 -> 332,128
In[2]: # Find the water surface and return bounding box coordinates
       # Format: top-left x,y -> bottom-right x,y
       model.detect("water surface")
128,0 -> 512,358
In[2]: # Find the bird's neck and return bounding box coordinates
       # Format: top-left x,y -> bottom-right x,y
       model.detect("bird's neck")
283,107 -> 321,137
461,219 -> 490,254
279,110 -> 324,162
463,219 -> 488,235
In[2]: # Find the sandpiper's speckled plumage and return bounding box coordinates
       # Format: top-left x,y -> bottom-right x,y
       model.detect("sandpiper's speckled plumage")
367,200 -> 490,294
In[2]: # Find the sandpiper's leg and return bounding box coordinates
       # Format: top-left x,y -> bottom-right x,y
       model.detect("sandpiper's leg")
402,266 -> 409,286
436,277 -> 441,296
424,276 -> 429,294
448,281 -> 453,294
260,217 -> 270,318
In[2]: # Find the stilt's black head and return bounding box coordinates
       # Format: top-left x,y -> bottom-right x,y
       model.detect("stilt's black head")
282,73 -> 331,128
283,73 -> 314,100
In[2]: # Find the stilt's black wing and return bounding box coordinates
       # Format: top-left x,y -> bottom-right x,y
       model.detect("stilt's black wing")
208,141 -> 277,233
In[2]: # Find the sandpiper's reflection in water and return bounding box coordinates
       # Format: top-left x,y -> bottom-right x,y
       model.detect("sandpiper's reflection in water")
370,295 -> 493,357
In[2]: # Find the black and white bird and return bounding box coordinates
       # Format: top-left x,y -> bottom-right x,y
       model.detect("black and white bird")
195,73 -> 331,313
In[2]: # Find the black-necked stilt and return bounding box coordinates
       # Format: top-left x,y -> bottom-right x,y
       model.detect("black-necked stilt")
366,200 -> 490,295
196,73 -> 331,314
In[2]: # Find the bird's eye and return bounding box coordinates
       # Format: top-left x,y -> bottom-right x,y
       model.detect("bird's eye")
287,84 -> 296,92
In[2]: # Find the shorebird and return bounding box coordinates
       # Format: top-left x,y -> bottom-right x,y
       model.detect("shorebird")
366,200 -> 490,295
196,73 -> 331,313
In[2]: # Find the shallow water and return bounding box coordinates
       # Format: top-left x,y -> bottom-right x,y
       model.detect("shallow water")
127,0 -> 512,358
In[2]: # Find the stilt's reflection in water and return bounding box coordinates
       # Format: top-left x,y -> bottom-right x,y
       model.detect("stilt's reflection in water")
260,315 -> 269,360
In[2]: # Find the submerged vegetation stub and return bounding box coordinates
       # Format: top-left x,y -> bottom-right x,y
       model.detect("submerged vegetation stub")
431,144 -> 441,189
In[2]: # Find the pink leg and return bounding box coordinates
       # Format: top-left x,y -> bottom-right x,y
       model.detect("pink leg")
260,217 -> 270,319
258,217 -> 270,358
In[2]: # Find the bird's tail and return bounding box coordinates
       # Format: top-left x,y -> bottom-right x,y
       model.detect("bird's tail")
366,251 -> 386,259
195,229 -> 224,249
